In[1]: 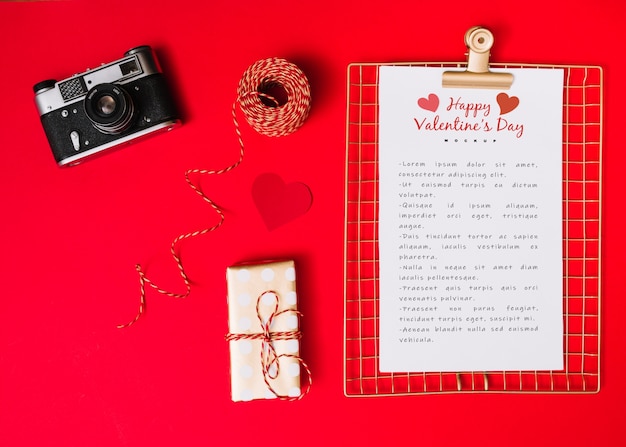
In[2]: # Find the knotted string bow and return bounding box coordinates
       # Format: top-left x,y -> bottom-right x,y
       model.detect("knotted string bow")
225,290 -> 312,400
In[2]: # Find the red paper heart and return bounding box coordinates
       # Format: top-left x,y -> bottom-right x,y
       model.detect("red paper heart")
497,92 -> 520,115
417,93 -> 439,112
252,173 -> 313,230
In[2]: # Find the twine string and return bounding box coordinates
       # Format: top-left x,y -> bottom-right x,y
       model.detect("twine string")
225,290 -> 312,401
117,58 -> 311,329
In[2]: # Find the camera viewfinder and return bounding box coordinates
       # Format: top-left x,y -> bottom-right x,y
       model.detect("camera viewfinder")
120,60 -> 140,76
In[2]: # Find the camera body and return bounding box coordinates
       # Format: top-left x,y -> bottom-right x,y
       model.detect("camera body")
34,46 -> 181,167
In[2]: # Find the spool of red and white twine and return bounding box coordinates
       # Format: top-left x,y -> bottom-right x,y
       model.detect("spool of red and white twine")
237,57 -> 311,137
117,58 -> 312,329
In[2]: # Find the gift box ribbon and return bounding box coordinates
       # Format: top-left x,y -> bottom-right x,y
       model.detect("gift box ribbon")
226,290 -> 312,400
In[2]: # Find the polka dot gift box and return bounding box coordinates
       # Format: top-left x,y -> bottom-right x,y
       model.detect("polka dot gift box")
226,260 -> 310,402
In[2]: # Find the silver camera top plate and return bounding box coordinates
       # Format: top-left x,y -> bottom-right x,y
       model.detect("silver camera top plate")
35,46 -> 161,116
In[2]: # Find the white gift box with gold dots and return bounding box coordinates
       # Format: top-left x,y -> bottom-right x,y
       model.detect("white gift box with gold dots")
226,260 -> 303,402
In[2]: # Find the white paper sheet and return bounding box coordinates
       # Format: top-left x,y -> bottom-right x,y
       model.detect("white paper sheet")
378,67 -> 564,372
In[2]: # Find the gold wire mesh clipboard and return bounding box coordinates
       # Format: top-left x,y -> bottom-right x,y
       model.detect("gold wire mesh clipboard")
343,54 -> 603,395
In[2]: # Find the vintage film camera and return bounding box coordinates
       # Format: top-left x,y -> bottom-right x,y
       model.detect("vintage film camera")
34,46 -> 181,166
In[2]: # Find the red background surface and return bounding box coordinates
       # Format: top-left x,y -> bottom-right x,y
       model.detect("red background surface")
0,0 -> 624,446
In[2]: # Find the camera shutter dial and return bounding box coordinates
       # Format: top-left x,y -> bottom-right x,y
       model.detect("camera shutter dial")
33,79 -> 57,95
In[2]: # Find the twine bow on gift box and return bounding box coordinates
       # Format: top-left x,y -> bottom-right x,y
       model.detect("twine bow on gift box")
225,290 -> 312,401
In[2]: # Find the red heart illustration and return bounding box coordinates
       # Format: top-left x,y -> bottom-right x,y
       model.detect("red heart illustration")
417,93 -> 439,112
497,93 -> 520,115
252,173 -> 313,231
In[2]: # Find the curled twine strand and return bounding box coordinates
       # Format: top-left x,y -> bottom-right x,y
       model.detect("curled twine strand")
225,291 -> 312,401
117,58 -> 311,329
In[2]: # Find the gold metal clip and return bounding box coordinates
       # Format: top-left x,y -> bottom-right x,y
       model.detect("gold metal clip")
442,26 -> 513,89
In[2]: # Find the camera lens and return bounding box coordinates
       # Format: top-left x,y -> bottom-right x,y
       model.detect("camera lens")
97,95 -> 117,115
84,83 -> 136,134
